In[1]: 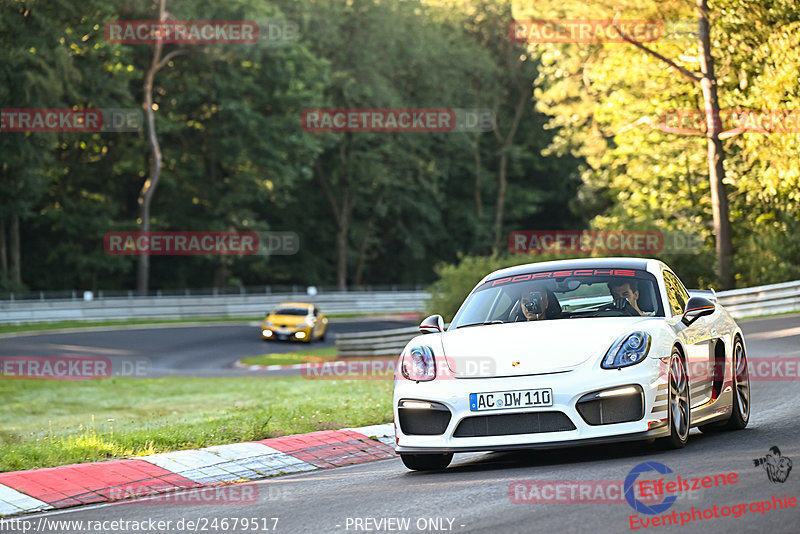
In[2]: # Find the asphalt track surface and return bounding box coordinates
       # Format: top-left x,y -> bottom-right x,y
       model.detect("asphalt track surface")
0,319 -> 414,377
3,315 -> 800,534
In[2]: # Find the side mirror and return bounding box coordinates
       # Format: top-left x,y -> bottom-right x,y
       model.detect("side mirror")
681,296 -> 715,326
420,314 -> 444,334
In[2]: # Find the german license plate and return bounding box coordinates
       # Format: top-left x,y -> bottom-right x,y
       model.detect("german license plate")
469,388 -> 552,411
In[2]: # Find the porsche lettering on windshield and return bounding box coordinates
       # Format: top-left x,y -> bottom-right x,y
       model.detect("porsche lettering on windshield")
490,269 -> 636,287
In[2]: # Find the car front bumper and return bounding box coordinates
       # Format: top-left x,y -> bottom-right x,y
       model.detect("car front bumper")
261,325 -> 312,341
393,356 -> 671,453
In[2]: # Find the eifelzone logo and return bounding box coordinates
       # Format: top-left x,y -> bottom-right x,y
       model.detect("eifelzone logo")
625,462 -> 678,515
753,446 -> 793,483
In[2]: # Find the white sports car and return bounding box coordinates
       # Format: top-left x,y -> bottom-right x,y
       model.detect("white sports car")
394,258 -> 750,471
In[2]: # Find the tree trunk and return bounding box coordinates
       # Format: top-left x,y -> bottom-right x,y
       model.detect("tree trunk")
493,153 -> 508,250
335,222 -> 348,289
136,0 -> 184,295
697,0 -> 734,289
492,88 -> 529,251
473,137 -> 483,218
353,189 -> 384,286
0,218 -> 7,283
213,263 -> 228,289
316,157 -> 353,290
9,212 -> 21,287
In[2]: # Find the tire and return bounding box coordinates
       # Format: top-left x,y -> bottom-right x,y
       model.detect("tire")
724,338 -> 751,429
699,337 -> 750,433
657,348 -> 690,449
400,453 -> 453,471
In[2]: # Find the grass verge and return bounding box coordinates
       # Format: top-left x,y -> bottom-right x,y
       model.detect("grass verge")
239,347 -> 338,366
0,375 -> 391,472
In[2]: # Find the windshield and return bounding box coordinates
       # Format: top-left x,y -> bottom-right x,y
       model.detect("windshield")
272,308 -> 309,316
450,269 -> 664,328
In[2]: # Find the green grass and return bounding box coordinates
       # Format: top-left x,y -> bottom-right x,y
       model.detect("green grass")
0,376 -> 392,472
239,347 -> 338,366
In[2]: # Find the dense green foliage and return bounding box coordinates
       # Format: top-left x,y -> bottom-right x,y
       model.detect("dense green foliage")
1,0 -> 798,294
531,0 -> 800,287
1,0 -> 581,293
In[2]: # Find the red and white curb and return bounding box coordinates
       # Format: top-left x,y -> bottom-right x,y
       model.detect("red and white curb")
233,359 -> 397,372
0,423 -> 394,517
234,361 -> 320,371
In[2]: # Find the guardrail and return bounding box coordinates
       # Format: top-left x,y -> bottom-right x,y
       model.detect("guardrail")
716,280 -> 800,319
0,291 -> 430,324
333,280 -> 800,357
1,279 -> 796,328
336,326 -> 420,358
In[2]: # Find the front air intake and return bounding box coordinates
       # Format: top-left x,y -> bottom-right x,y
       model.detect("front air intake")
453,411 -> 575,437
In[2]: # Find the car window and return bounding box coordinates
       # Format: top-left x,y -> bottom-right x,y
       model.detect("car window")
662,270 -> 688,316
273,308 -> 309,316
450,269 -> 664,327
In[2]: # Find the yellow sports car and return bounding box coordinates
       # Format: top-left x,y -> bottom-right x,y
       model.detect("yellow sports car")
261,302 -> 328,342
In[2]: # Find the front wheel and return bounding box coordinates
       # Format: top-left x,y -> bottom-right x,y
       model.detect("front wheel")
400,453 -> 453,471
657,349 -> 690,449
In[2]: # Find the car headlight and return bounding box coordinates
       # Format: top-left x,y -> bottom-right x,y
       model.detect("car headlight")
401,346 -> 436,381
601,331 -> 651,369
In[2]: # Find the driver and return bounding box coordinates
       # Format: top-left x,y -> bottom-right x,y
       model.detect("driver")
607,279 -> 646,316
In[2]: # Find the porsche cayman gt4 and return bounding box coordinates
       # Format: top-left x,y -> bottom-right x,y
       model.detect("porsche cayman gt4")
394,258 -> 750,471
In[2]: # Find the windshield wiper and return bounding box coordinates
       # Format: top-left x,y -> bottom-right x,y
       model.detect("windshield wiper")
456,320 -> 506,329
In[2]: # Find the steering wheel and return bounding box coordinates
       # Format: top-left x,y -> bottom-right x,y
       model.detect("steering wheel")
598,298 -> 640,317
507,300 -> 527,322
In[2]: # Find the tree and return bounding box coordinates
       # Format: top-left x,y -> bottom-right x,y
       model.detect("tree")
610,0 -> 733,287
136,0 -> 187,294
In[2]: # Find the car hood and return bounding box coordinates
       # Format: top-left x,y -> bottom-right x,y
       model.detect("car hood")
440,317 -> 655,378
